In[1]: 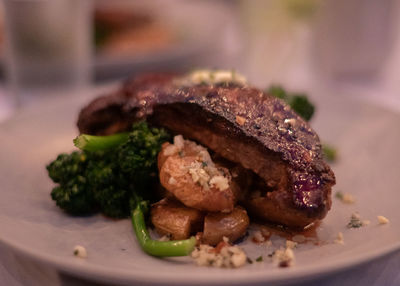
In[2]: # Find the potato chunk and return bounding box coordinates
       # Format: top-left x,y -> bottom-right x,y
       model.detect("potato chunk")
202,207 -> 249,246
158,136 -> 236,213
151,198 -> 204,240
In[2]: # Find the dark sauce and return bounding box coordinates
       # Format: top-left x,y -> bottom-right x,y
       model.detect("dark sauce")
252,220 -> 325,246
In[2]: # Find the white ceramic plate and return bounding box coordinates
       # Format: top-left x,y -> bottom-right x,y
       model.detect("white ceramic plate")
0,91 -> 399,286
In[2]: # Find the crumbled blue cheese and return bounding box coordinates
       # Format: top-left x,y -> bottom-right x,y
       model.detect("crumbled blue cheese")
377,215 -> 389,225
179,69 -> 247,86
73,245 -> 87,258
271,246 -> 295,267
164,135 -> 230,191
189,162 -> 211,188
286,240 -> 297,249
335,191 -> 355,204
252,230 -> 265,243
191,238 -> 247,268
209,175 -> 229,191
163,135 -> 185,156
334,232 -> 344,245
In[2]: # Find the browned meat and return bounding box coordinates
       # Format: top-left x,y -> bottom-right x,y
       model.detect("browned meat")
202,207 -> 249,246
150,198 -> 204,240
77,73 -> 177,135
158,136 -> 236,213
77,72 -> 335,228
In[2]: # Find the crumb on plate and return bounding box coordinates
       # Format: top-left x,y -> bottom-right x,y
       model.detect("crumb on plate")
191,237 -> 247,268
272,246 -> 295,268
335,191 -> 355,204
286,240 -> 297,249
377,215 -> 389,225
73,245 -> 87,258
252,230 -> 265,243
347,212 -> 369,229
334,232 -> 344,245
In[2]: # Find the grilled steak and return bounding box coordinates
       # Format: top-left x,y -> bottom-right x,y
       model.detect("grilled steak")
77,72 -> 335,228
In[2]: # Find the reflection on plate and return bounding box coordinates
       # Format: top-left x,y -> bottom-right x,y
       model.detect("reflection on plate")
0,91 -> 399,286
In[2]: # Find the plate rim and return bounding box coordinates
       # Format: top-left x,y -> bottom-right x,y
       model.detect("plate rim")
0,233 -> 399,285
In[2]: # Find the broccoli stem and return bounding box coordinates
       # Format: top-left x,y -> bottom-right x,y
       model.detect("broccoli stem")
131,202 -> 197,257
74,133 -> 129,152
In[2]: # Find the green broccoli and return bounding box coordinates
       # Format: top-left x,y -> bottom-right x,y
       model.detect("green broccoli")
73,132 -> 129,152
48,122 -> 196,257
117,123 -> 170,195
47,122 -> 170,218
86,155 -> 132,218
289,94 -> 315,122
47,152 -> 97,215
266,85 -> 288,100
267,85 -> 315,121
322,144 -> 337,162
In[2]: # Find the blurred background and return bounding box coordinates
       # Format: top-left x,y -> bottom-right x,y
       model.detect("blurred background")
0,0 -> 399,121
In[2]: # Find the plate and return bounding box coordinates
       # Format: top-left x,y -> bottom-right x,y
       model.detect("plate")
0,90 -> 399,286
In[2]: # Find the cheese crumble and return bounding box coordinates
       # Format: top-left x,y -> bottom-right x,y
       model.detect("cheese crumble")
73,245 -> 87,258
286,240 -> 297,249
183,69 -> 248,86
164,135 -> 231,191
272,246 -> 295,267
334,232 -> 344,245
377,215 -> 389,225
191,238 -> 247,268
335,191 -> 355,204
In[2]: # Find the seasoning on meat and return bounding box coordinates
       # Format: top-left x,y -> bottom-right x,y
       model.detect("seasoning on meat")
158,136 -> 235,213
77,70 -> 335,228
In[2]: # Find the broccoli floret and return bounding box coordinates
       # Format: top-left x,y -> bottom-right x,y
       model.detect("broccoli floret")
118,122 -> 170,185
47,152 -> 97,215
86,155 -> 132,218
322,144 -> 337,162
47,152 -> 86,183
47,122 -> 170,218
288,94 -> 315,122
267,85 -> 315,121
266,85 -> 288,100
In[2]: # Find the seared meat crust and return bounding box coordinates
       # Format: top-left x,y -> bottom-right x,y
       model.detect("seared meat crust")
77,73 -> 335,228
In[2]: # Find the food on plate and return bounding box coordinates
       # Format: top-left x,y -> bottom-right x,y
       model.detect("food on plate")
191,237 -> 247,268
271,246 -> 295,267
266,85 -> 315,122
73,245 -> 88,258
47,70 -> 335,261
47,122 -> 170,218
377,215 -> 389,225
347,212 -> 370,228
78,70 -> 335,228
150,197 -> 204,240
335,191 -> 355,204
334,232 -> 344,245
